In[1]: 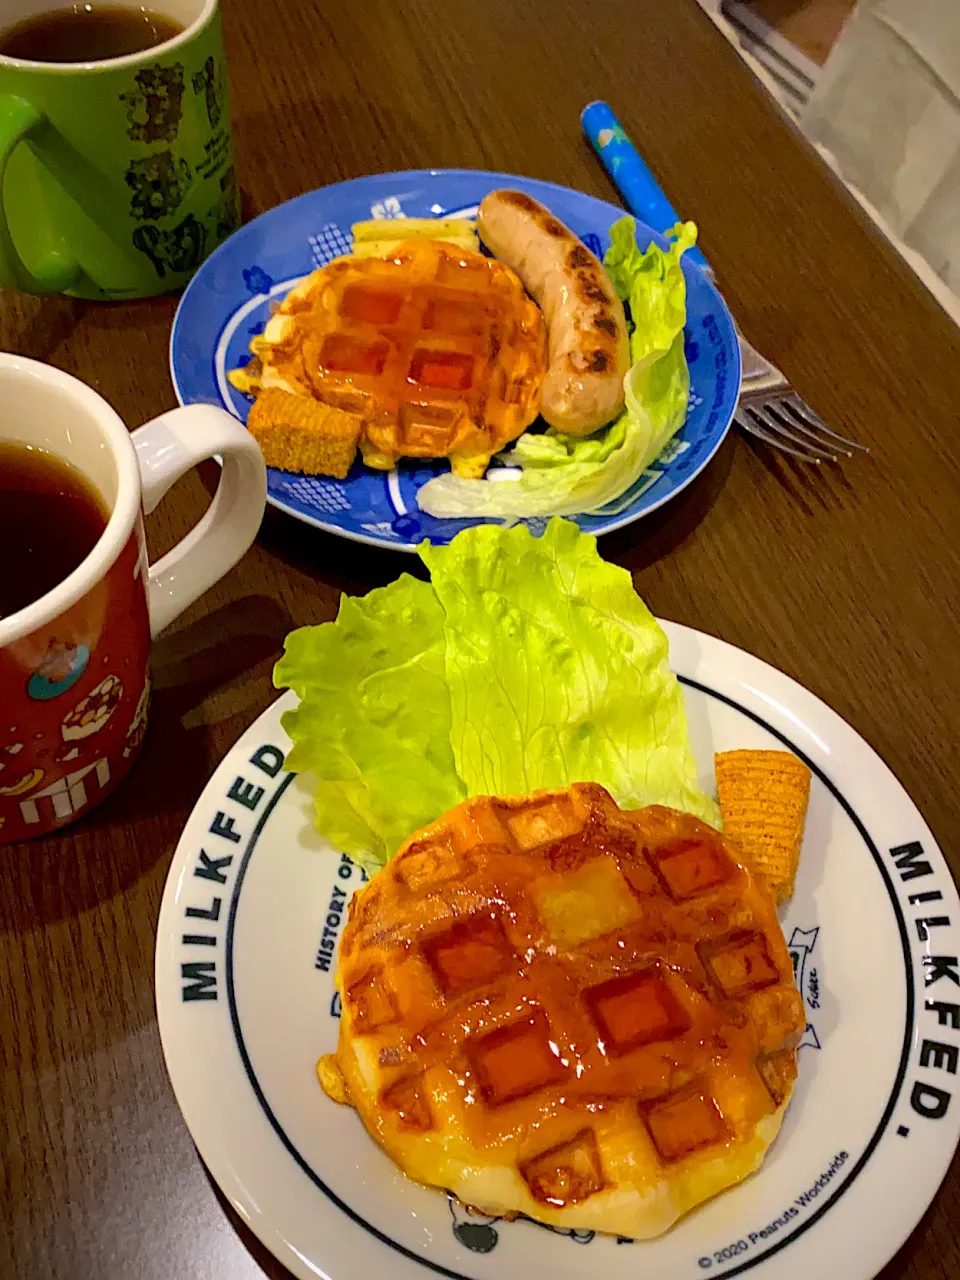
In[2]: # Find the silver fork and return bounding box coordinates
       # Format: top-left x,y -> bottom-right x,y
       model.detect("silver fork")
734,335 -> 870,464
580,103 -> 870,464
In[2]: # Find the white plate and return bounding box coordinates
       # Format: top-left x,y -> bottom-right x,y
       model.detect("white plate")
155,621 -> 960,1280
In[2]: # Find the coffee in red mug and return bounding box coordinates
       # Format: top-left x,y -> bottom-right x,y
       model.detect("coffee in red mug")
0,353 -> 266,842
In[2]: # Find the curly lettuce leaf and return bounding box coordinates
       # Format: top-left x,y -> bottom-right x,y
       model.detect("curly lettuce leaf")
606,216 -> 697,368
275,519 -> 718,873
417,412 -> 651,519
419,518 -> 719,824
273,576 -> 465,875
415,217 -> 695,520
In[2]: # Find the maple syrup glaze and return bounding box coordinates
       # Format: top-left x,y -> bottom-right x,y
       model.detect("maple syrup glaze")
253,241 -> 547,472
326,786 -> 805,1237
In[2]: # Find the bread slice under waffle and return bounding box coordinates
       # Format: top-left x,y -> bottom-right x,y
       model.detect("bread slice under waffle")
243,240 -> 547,479
320,784 -> 806,1240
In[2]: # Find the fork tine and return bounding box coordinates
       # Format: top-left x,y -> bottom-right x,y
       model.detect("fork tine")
751,405 -> 838,462
735,409 -> 823,463
760,403 -> 842,462
767,401 -> 853,457
784,396 -> 870,452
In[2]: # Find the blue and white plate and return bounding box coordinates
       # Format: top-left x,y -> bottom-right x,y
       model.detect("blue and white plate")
170,170 -> 740,551
156,622 -> 960,1280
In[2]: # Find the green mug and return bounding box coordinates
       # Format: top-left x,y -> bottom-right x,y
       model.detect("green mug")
0,0 -> 239,299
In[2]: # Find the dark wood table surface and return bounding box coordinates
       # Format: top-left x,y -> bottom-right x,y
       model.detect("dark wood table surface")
2,0 -> 959,1275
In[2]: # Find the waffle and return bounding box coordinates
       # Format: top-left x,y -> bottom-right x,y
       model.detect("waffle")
246,241 -> 547,478
320,784 -> 805,1239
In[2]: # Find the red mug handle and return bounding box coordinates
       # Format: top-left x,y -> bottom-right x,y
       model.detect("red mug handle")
131,404 -> 267,637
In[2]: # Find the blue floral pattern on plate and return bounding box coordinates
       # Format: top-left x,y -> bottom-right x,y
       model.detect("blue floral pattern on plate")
170,169 -> 740,552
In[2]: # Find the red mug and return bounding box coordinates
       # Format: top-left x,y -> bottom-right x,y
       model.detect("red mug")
0,353 -> 266,842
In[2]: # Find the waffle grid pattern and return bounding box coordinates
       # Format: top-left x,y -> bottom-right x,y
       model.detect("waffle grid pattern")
334,785 -> 805,1224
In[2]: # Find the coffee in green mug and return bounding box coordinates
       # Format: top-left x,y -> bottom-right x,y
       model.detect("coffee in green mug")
0,0 -> 240,299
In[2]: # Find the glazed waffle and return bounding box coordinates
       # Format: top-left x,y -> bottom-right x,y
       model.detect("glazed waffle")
248,241 -> 547,478
321,784 -> 805,1239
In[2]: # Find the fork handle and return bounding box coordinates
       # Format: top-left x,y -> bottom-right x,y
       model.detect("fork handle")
738,332 -> 785,389
581,100 -> 783,390
581,101 -> 710,273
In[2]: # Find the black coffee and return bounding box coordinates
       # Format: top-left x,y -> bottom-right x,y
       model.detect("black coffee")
0,442 -> 108,618
0,5 -> 183,62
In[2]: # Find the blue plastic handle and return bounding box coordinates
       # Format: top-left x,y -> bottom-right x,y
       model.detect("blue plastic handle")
581,100 -> 710,274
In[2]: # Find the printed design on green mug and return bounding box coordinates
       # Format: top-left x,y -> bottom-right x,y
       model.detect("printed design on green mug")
210,165 -> 241,239
133,214 -> 207,278
121,63 -> 185,144
192,55 -> 225,129
195,127 -> 232,182
125,152 -> 193,222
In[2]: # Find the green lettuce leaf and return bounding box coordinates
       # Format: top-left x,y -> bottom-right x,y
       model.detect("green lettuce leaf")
419,518 -> 719,824
273,575 -> 465,876
274,519 -> 718,874
415,217 -> 695,520
606,216 -> 697,371
416,410 -> 653,519
610,216 -> 696,465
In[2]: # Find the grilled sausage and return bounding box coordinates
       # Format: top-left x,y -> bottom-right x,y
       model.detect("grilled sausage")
478,189 -> 629,436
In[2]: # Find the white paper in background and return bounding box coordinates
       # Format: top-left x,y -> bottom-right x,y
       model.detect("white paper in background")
695,0 -> 960,328
802,0 -> 960,298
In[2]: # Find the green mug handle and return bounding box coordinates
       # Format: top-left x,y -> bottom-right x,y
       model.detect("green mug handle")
0,94 -> 81,294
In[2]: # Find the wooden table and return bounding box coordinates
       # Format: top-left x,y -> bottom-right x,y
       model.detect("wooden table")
2,0 -> 959,1275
